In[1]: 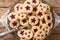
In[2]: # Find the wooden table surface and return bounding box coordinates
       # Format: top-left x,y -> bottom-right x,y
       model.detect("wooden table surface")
0,0 -> 60,40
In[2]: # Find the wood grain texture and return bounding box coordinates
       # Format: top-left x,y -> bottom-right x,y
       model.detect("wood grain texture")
0,0 -> 60,40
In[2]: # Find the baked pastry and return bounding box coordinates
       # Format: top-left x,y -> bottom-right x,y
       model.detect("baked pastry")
40,18 -> 47,26
31,0 -> 39,7
36,10 -> 44,19
14,4 -> 24,12
29,16 -> 38,26
17,29 -> 26,38
45,12 -> 52,22
23,4 -> 33,13
20,19 -> 28,26
34,30 -> 45,40
9,20 -> 19,28
31,26 -> 40,33
24,30 -> 33,39
8,12 -> 17,21
16,12 -> 27,20
47,22 -> 53,29
37,3 -> 47,12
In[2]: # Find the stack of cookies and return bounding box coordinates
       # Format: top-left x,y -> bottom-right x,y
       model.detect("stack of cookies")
7,0 -> 53,40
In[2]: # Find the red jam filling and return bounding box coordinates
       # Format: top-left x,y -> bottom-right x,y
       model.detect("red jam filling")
41,34 -> 44,37
17,7 -> 19,11
12,22 -> 17,26
28,35 -> 30,37
44,6 -> 46,8
46,30 -> 48,33
48,23 -> 51,26
25,32 -> 27,35
27,2 -> 30,4
38,35 -> 40,37
40,26 -> 42,29
22,38 -> 25,39
34,28 -> 38,32
20,7 -> 22,9
25,6 -> 30,10
40,31 -> 42,34
38,12 -> 42,17
47,8 -> 49,10
18,13 -> 20,16
29,32 -> 31,34
41,8 -> 43,10
45,34 -> 47,36
10,14 -> 15,19
47,16 -> 50,20
40,5 -> 42,7
43,28 -> 45,31
20,31 -> 24,35
22,15 -> 24,17
31,18 -> 36,23
33,0 -> 36,3
42,18 -> 46,24
22,19 -> 27,23
33,7 -> 37,11
46,27 -> 48,29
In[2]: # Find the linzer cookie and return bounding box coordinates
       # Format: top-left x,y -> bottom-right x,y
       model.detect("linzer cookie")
20,19 -> 28,26
7,0 -> 53,40
37,3 -> 48,12
29,16 -> 38,26
9,20 -> 19,28
31,26 -> 40,33
8,12 -> 17,21
16,12 -> 27,20
24,30 -> 33,39
23,4 -> 33,13
17,29 -> 26,38
14,4 -> 24,12
33,30 -> 45,40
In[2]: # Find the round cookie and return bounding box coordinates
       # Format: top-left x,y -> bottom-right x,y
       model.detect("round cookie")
31,26 -> 40,33
23,4 -> 33,13
36,10 -> 44,19
40,18 -> 47,26
45,12 -> 52,22
31,0 -> 39,7
17,29 -> 26,38
20,19 -> 28,26
9,20 -> 19,28
16,12 -> 27,20
37,3 -> 47,12
14,4 -> 24,12
29,16 -> 38,26
34,30 -> 46,40
24,30 -> 33,39
8,12 -> 17,21
47,22 -> 53,30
